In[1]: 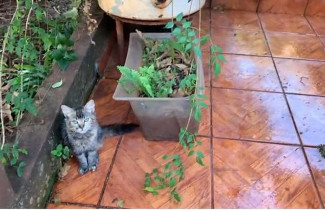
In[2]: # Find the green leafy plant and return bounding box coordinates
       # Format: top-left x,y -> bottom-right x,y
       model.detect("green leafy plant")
0,142 -> 28,177
0,0 -> 81,176
117,12 -> 225,203
1,0 -> 80,126
118,65 -> 174,97
144,154 -> 184,202
51,144 -> 71,160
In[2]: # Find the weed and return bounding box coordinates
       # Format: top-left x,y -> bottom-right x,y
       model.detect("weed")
0,142 -> 28,177
51,144 -> 71,160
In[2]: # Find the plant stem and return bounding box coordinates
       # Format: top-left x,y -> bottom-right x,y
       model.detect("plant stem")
0,0 -> 19,150
16,0 -> 34,126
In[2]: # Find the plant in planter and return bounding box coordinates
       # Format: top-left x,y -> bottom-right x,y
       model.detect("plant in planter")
113,12 -> 225,202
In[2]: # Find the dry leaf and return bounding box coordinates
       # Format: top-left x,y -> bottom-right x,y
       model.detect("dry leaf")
171,88 -> 186,97
58,163 -> 71,180
157,57 -> 172,69
2,103 -> 13,122
1,84 -> 11,92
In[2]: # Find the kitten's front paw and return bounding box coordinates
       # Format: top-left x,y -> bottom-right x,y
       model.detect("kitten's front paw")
78,167 -> 88,175
88,165 -> 97,172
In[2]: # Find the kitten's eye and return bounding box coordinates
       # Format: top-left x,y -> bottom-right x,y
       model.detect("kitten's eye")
84,118 -> 89,122
72,120 -> 78,124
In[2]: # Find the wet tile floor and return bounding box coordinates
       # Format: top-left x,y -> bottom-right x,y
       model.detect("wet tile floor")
47,9 -> 325,209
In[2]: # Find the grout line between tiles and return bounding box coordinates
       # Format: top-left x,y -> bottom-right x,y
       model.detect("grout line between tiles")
198,134 -> 321,148
300,150 -> 325,208
222,51 -> 325,63
211,86 -> 325,98
98,205 -> 129,209
96,134 -> 124,207
211,135 -> 302,146
303,0 -> 310,17
305,15 -> 325,49
49,201 -> 98,208
257,13 -> 325,208
285,92 -> 325,98
256,0 -> 262,13
208,10 -> 214,207
272,55 -> 325,62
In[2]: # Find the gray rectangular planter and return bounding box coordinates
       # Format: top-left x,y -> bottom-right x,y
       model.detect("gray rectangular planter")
113,33 -> 205,140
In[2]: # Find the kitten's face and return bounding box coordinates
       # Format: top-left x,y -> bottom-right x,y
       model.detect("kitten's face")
61,100 -> 96,134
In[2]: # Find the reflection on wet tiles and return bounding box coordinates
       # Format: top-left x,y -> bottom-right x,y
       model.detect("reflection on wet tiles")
305,147 -> 325,206
258,0 -> 308,15
307,16 -> 325,36
211,28 -> 270,56
266,32 -> 325,60
211,10 -> 261,30
259,13 -> 313,34
287,95 -> 325,146
211,0 -> 259,11
213,139 -> 322,208
213,55 -> 282,91
305,0 -> 325,17
275,58 -> 325,95
212,89 -> 299,144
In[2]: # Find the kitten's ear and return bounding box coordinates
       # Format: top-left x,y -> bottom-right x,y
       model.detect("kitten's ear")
61,105 -> 74,117
84,99 -> 95,113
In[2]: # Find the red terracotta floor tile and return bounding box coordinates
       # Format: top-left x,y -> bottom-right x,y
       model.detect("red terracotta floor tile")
191,8 -> 210,35
258,0 -> 308,15
91,79 -> 130,125
213,139 -> 322,208
126,108 -> 138,124
211,0 -> 259,12
212,88 -> 299,144
103,39 -> 128,80
51,137 -> 119,205
100,132 -> 211,208
266,32 -> 325,60
212,54 -> 282,91
321,36 -> 325,46
287,95 -> 325,146
306,16 -> 325,36
305,147 -> 325,206
211,11 -> 261,30
275,58 -> 325,95
305,0 -> 325,17
191,9 -> 211,52
211,28 -> 270,56
47,204 -> 95,209
259,13 -> 314,34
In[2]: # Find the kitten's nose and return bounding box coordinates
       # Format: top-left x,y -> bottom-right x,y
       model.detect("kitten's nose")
78,123 -> 84,129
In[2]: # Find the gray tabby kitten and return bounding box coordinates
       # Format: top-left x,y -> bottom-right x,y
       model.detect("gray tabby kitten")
61,99 -> 137,174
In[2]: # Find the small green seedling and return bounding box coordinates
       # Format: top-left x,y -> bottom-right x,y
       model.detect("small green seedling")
51,144 -> 71,160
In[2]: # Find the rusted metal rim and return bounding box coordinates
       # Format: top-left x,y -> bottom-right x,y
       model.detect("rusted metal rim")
98,0 -> 206,21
